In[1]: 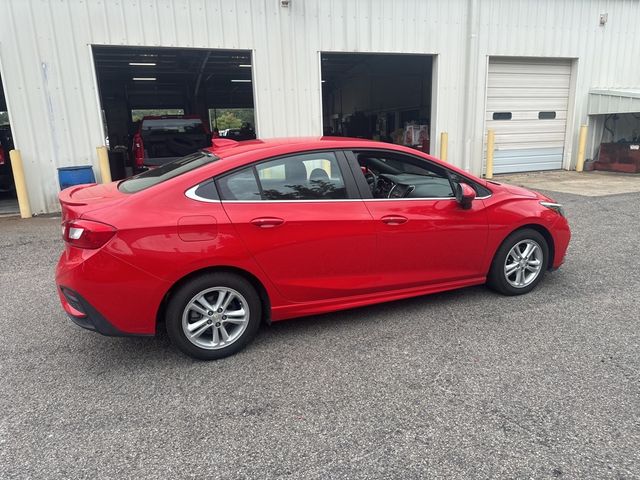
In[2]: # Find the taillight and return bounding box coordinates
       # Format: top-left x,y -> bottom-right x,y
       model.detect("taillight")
0,147 -> 5,166
62,219 -> 116,249
133,134 -> 145,168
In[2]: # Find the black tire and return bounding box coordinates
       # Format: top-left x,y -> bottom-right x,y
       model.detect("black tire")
487,228 -> 549,296
165,272 -> 262,360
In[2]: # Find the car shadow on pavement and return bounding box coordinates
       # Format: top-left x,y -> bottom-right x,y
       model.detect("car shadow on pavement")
69,284 -> 500,368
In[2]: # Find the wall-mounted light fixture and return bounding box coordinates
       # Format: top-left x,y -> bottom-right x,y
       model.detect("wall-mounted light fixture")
599,13 -> 608,26
281,0 -> 290,7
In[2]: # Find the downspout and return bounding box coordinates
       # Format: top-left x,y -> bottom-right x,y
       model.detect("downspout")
462,0 -> 480,172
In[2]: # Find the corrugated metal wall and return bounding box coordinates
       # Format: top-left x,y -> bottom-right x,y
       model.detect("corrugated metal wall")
1,0 -> 639,213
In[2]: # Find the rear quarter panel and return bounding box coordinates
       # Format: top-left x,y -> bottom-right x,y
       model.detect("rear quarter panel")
90,186 -> 287,311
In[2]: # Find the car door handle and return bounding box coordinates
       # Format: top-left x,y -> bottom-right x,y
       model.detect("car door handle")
381,215 -> 408,225
251,217 -> 285,228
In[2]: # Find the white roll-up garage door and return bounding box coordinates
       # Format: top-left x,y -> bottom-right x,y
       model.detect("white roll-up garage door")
486,58 -> 571,174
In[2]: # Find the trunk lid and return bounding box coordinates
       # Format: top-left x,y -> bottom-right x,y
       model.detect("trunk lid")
59,182 -> 127,221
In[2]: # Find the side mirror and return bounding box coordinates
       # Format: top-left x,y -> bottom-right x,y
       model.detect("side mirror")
456,182 -> 476,209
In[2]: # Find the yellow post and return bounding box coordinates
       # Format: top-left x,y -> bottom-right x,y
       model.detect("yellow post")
485,129 -> 495,179
97,146 -> 112,183
440,132 -> 448,162
9,149 -> 32,219
575,124 -> 588,172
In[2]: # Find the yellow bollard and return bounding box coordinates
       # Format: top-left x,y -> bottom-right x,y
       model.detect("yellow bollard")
97,146 -> 112,184
9,150 -> 32,219
485,129 -> 495,179
440,132 -> 448,162
575,124 -> 588,172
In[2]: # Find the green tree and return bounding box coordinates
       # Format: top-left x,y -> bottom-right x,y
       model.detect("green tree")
215,111 -> 243,130
210,108 -> 255,130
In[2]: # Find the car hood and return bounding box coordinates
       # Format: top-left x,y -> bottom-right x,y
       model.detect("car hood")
491,181 -> 555,202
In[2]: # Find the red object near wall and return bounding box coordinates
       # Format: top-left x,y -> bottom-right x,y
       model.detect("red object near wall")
594,143 -> 640,173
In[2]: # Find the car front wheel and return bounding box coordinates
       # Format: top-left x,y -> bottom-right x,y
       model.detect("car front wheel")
487,228 -> 549,296
166,272 -> 262,360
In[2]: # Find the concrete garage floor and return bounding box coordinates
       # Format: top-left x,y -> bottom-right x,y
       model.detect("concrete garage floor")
1,189 -> 639,478
0,194 -> 19,216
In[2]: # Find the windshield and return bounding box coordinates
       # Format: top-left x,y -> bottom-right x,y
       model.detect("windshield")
141,118 -> 206,134
118,152 -> 218,193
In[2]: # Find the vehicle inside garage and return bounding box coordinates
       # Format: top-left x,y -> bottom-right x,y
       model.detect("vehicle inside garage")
0,73 -> 18,214
321,53 -> 433,153
92,46 -> 256,177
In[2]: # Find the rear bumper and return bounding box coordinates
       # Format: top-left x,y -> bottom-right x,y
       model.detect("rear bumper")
56,246 -> 170,336
58,286 -> 145,336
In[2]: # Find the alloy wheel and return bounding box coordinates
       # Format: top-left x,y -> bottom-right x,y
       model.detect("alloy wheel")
503,239 -> 543,288
182,287 -> 250,350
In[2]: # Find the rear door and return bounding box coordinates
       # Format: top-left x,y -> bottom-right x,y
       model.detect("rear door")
218,150 -> 377,303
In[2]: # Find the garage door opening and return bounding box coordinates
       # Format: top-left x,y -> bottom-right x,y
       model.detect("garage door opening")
92,46 -> 256,177
0,71 -> 18,215
321,53 -> 433,153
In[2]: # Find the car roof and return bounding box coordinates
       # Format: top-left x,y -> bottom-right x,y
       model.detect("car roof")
206,136 -> 394,158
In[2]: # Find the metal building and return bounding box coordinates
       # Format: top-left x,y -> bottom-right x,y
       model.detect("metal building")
1,0 -> 639,214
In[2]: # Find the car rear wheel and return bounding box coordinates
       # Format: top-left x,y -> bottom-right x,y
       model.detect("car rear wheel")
165,272 -> 261,360
487,228 -> 549,296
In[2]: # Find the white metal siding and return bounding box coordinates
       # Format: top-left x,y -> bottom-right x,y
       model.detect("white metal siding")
486,58 -> 571,173
1,0 -> 640,213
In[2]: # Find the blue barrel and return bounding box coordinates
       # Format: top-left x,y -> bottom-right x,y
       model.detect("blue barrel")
57,165 -> 96,190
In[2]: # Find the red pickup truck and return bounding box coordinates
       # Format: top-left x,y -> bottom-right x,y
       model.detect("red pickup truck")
131,115 -> 213,171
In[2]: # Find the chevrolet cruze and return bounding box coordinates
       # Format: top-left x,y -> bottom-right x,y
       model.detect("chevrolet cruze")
56,137 -> 571,359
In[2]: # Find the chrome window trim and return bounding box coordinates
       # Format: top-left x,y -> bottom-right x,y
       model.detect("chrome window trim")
219,195 -> 491,203
220,198 -> 366,203
186,181 -> 492,204
185,185 -> 222,203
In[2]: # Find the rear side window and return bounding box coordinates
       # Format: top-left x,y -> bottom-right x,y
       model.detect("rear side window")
217,152 -> 348,201
257,152 -> 347,200
217,168 -> 261,201
118,152 -> 217,193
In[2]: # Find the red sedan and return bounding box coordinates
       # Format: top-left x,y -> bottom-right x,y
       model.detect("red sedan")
56,137 -> 570,360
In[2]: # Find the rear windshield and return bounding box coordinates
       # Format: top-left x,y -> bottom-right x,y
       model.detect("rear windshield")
118,152 -> 217,193
141,118 -> 206,134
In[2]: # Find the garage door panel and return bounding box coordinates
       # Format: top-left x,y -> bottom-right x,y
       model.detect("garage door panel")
488,73 -> 571,89
485,111 -> 567,122
489,61 -> 572,74
486,58 -> 571,173
487,120 -> 568,135
493,148 -> 564,174
492,129 -> 567,144
487,97 -> 569,111
487,87 -> 570,99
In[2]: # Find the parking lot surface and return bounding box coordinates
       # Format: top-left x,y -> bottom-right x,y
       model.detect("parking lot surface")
1,189 -> 639,479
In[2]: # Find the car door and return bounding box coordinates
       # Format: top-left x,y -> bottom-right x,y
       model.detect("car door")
346,149 -> 489,290
217,150 -> 378,303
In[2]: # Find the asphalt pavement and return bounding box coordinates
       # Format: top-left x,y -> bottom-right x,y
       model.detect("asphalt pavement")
0,189 -> 639,479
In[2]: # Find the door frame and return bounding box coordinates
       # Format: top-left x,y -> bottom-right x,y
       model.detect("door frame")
317,51 -> 437,155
